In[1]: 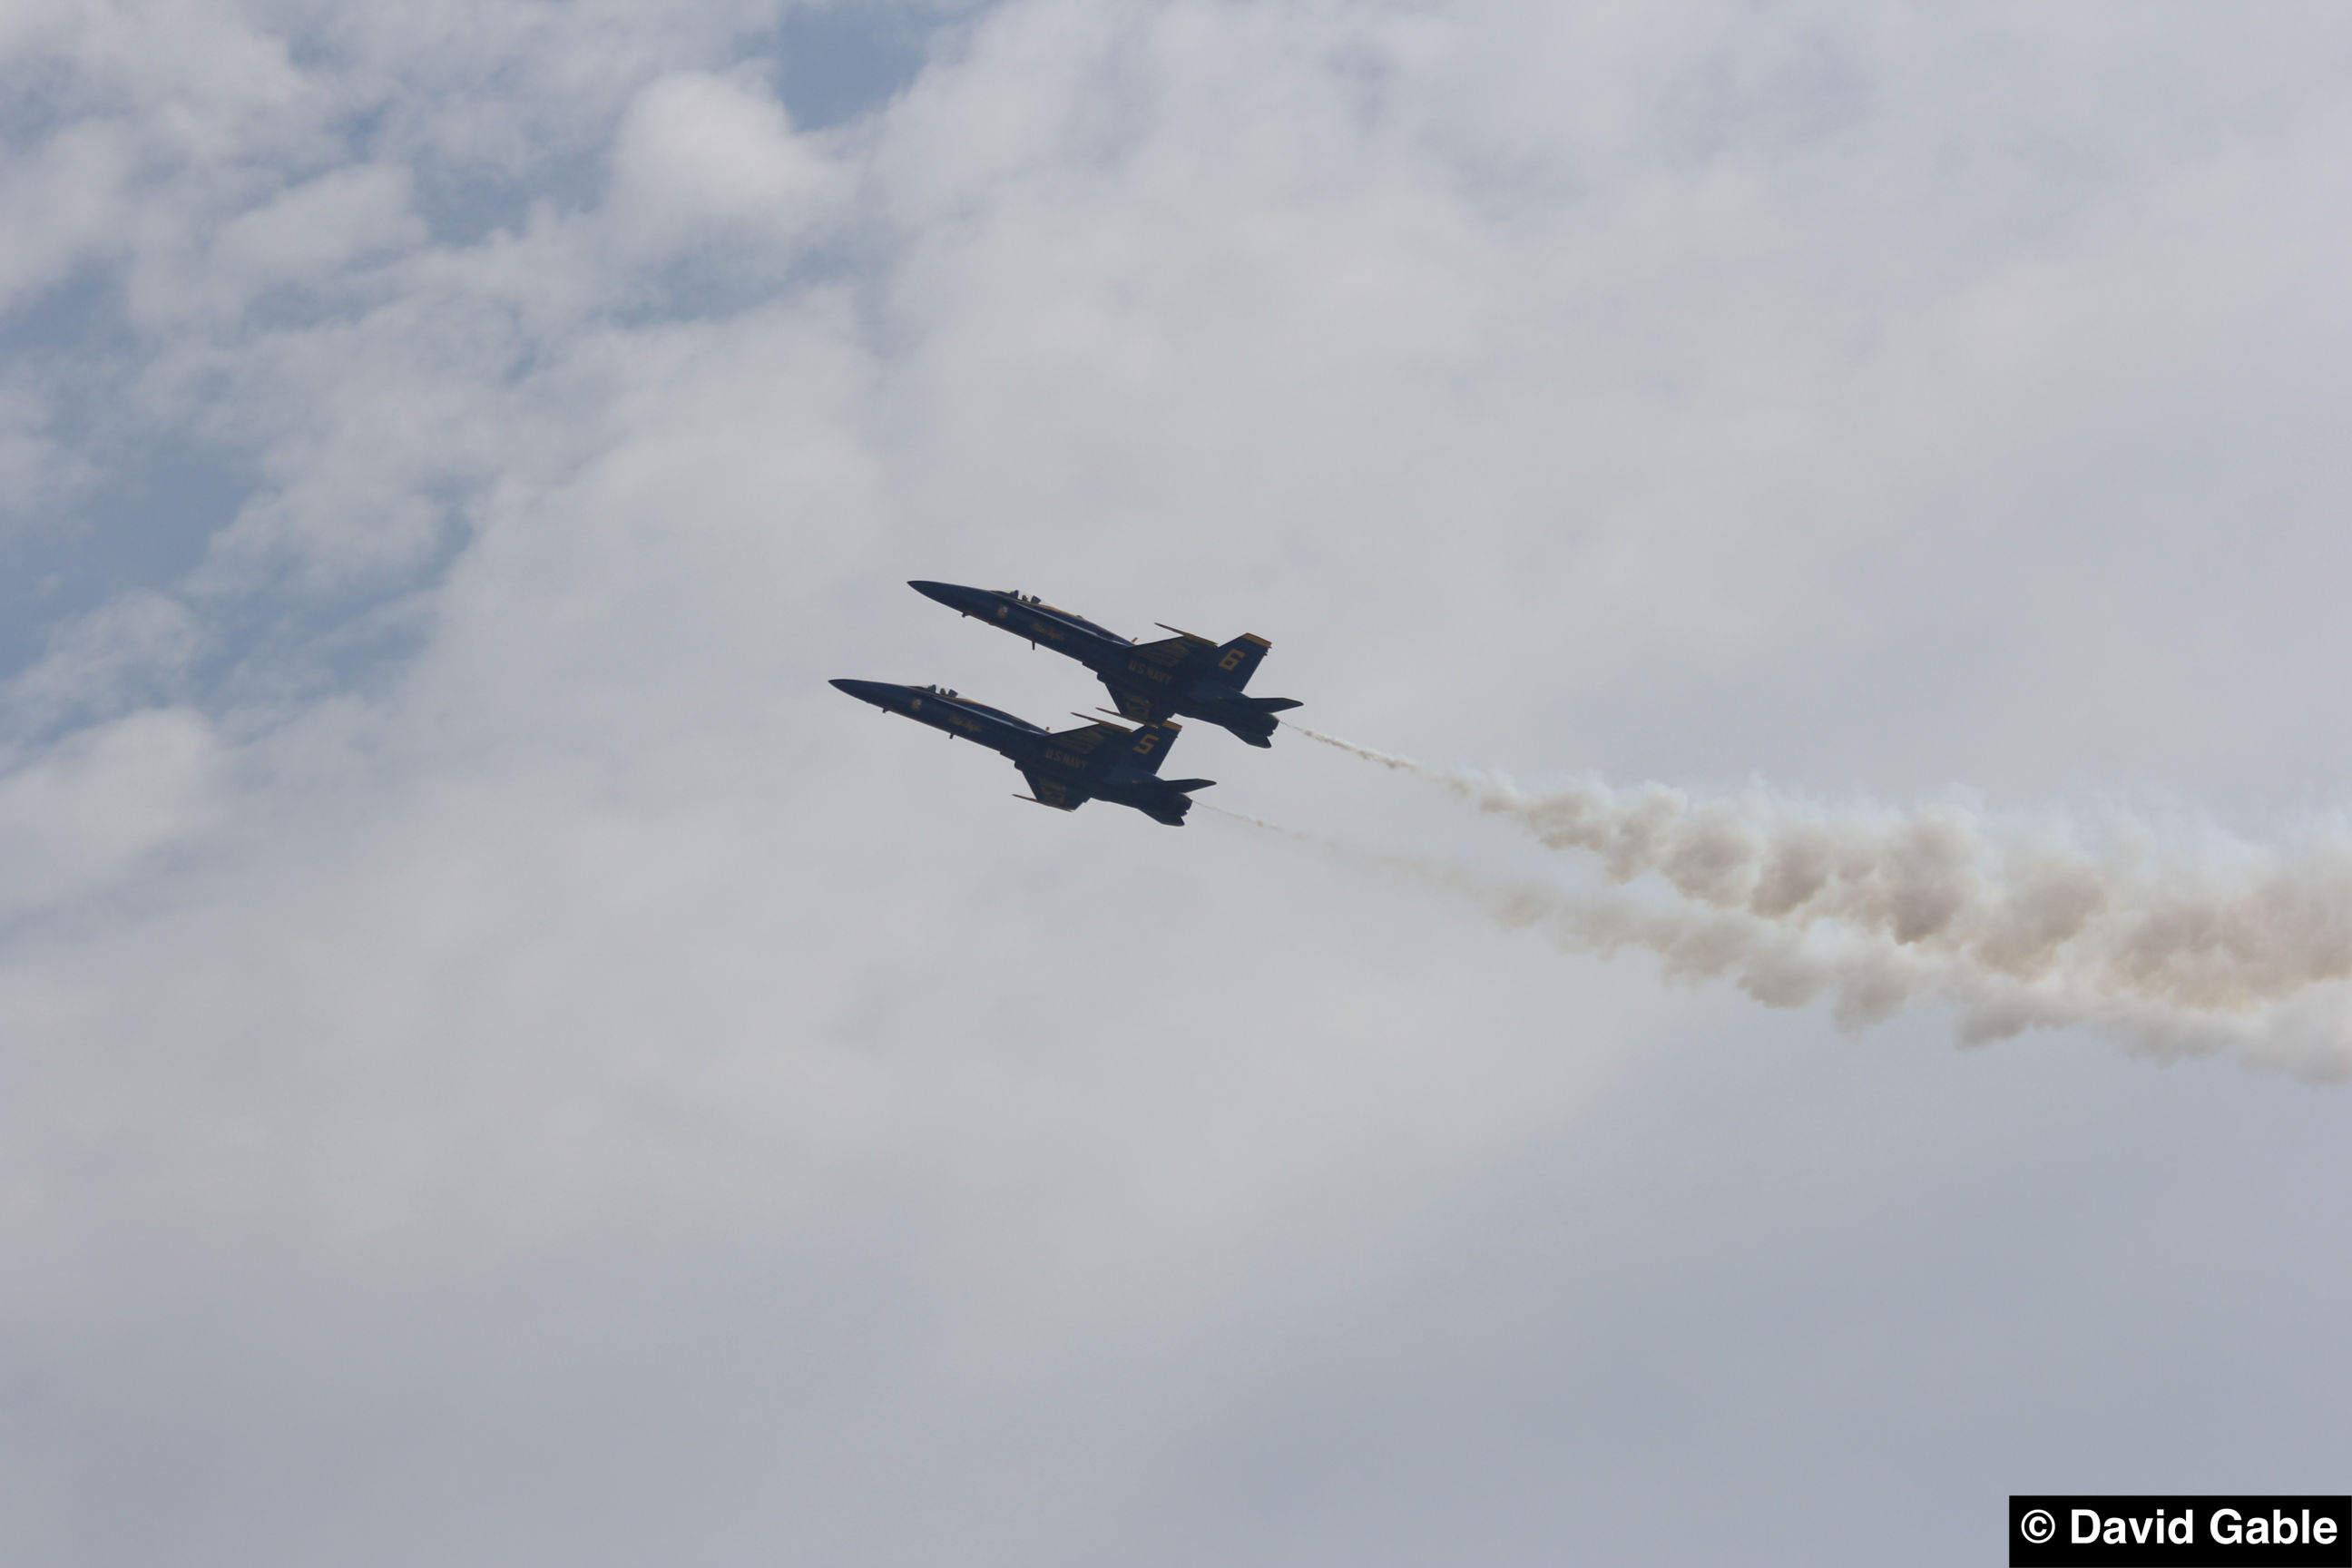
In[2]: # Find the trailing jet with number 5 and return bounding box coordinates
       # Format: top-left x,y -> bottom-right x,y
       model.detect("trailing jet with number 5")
906,581 -> 1301,748
829,679 -> 1213,826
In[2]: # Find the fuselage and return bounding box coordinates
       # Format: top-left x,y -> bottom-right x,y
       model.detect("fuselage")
909,582 -> 1132,663
830,678 -> 1044,753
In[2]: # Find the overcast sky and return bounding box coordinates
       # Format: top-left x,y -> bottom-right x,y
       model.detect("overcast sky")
5,3 -> 2350,1563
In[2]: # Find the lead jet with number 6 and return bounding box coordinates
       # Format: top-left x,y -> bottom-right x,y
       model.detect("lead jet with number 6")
829,679 -> 1213,826
907,581 -> 1301,747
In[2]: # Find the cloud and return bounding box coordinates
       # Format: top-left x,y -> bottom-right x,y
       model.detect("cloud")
0,704 -> 220,916
5,3 -> 2352,1563
607,69 -> 847,258
211,164 -> 426,285
0,381 -> 96,532
0,119 -> 141,309
3,587 -> 200,734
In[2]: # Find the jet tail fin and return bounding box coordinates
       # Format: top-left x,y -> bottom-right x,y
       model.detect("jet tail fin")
1208,633 -> 1271,690
1116,720 -> 1183,778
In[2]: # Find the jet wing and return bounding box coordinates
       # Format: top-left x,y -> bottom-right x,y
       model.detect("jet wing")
1014,766 -> 1080,809
1042,720 -> 1131,754
1126,632 -> 1216,671
1102,681 -> 1172,724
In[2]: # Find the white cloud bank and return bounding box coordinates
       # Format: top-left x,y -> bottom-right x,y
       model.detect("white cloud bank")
3,3 -> 2351,1564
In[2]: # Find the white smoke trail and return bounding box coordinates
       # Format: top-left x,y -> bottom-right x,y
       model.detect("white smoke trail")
1285,725 -> 1422,772
1275,724 -> 2352,1077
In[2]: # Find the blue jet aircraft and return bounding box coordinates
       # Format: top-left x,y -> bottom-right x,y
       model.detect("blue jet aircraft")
829,679 -> 1214,826
906,581 -> 1301,747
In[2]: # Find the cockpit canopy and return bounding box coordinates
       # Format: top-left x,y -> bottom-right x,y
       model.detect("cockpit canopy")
997,588 -> 1125,640
916,684 -> 960,697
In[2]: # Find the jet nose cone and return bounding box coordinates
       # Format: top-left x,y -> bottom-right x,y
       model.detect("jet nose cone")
908,580 -> 991,613
830,678 -> 895,705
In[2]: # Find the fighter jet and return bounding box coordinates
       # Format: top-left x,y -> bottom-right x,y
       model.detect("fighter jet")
906,581 -> 1302,747
829,679 -> 1214,826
